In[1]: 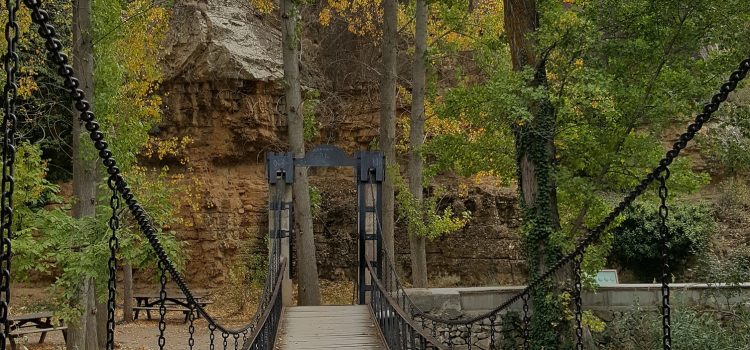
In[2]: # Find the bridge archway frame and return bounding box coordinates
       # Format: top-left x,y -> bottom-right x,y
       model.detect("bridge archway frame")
266,145 -> 384,305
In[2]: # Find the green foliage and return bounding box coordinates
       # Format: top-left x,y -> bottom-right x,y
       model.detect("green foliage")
224,238 -> 268,310
392,168 -> 469,240
699,102 -> 750,176
302,89 -> 321,142
424,65 -> 532,182
9,0 -> 182,325
12,144 -> 184,320
309,184 -> 322,218
714,178 -> 750,223
597,304 -> 750,350
610,201 -> 715,281
697,247 -> 750,288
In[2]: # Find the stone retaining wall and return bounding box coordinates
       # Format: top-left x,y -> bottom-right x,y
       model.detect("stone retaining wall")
408,283 -> 750,317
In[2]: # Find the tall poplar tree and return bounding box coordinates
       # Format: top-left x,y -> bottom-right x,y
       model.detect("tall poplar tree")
380,0 -> 398,260
68,0 -> 99,346
281,0 -> 322,305
408,0 -> 428,287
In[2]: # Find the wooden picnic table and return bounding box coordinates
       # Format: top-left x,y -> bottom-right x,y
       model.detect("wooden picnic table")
133,293 -> 213,322
8,312 -> 67,350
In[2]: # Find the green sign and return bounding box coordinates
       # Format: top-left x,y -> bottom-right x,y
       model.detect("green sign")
595,269 -> 619,286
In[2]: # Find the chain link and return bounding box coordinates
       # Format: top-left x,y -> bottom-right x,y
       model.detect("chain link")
659,169 -> 672,350
0,0 -> 19,345
188,303 -> 195,350
573,251 -> 584,350
158,260 -> 167,349
106,176 -> 120,350
209,324 -> 216,350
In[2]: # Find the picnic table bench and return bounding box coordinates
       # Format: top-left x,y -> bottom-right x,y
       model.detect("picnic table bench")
8,312 -> 67,350
133,294 -> 213,322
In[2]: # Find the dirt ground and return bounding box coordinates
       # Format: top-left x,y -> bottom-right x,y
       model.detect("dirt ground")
9,280 -> 355,350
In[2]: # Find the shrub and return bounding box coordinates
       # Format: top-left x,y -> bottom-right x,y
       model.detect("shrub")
610,202 -> 715,281
596,304 -> 750,350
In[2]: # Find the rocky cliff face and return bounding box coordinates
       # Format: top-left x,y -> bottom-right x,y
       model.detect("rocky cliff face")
154,0 -> 523,286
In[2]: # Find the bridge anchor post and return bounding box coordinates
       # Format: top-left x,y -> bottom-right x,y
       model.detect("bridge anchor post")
357,151 -> 384,305
267,152 -> 294,307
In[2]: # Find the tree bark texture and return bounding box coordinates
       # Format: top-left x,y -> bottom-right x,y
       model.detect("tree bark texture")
68,0 -> 98,347
123,263 -> 133,322
96,297 -> 107,348
84,279 -> 98,350
281,0 -> 321,306
408,0 -> 428,288
379,0 -> 398,260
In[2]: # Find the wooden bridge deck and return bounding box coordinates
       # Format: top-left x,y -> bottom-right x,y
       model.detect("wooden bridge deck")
276,305 -> 385,350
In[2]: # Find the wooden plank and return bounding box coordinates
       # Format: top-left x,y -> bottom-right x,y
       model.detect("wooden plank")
277,305 -> 385,350
9,312 -> 53,321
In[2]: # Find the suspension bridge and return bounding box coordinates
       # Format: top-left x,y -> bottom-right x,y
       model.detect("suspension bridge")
0,0 -> 749,348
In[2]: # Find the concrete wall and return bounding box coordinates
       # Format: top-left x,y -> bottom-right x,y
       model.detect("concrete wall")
407,283 -> 750,317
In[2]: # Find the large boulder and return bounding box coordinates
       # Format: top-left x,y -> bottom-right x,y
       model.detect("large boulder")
162,0 -> 282,83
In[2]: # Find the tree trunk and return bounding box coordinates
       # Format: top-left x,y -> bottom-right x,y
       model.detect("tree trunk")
68,0 -> 98,347
71,0 -> 96,240
84,279 -> 98,350
66,278 -> 98,350
408,0 -> 428,288
504,0 -> 561,274
123,263 -> 133,322
96,296 -> 107,348
380,0 -> 398,260
281,0 -> 321,306
504,0 -> 562,348
66,284 -> 87,350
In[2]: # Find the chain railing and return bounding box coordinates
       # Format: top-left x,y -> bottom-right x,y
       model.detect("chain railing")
3,0 -> 291,347
0,0 -> 19,345
366,258 -> 446,350
3,0 -> 750,347
242,258 -> 286,350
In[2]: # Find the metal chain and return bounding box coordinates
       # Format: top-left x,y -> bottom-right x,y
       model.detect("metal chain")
158,260 -> 167,349
188,303 -> 195,350
13,0 -> 750,345
573,251 -> 584,350
521,293 -> 530,350
17,0 -> 280,342
209,324 -> 216,350
659,169 -> 672,350
0,0 -> 19,345
106,176 -> 121,350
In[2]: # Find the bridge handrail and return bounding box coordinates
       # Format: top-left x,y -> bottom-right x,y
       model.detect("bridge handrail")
366,259 -> 447,350
241,258 -> 287,350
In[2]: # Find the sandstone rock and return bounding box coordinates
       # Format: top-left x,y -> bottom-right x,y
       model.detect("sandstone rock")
162,0 -> 282,83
